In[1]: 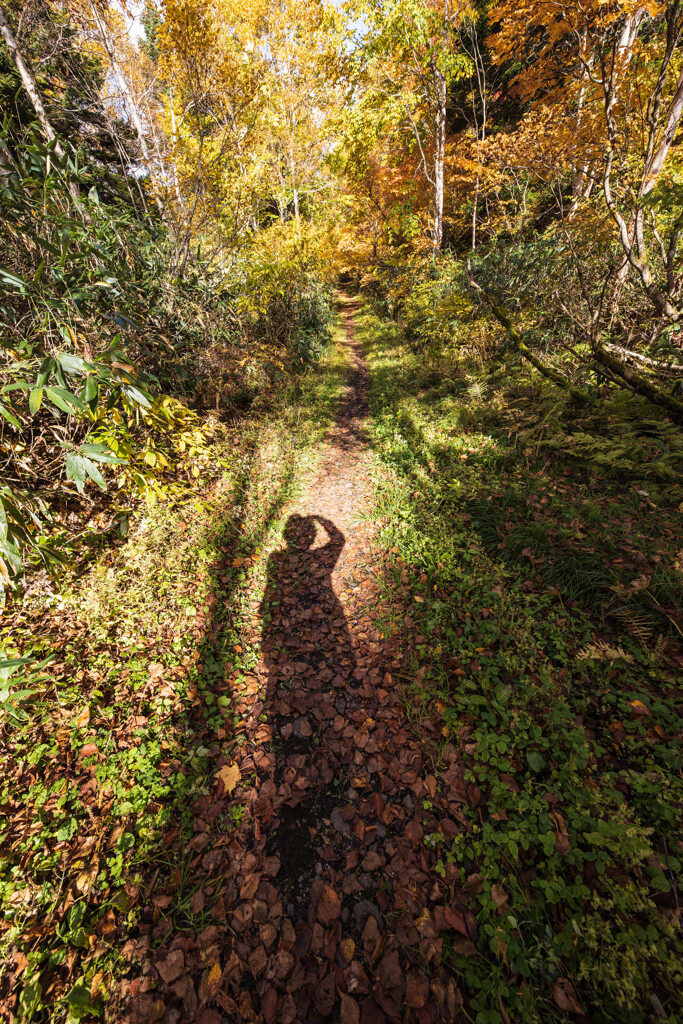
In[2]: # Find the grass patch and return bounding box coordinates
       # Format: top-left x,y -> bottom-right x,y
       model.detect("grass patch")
359,307 -> 683,1024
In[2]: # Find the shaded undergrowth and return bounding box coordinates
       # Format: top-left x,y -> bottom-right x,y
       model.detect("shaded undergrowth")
359,308 -> 683,1024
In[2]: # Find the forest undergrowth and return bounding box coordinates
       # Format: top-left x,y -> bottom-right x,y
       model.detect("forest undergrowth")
358,305 -> 683,1024
0,320 -> 349,1022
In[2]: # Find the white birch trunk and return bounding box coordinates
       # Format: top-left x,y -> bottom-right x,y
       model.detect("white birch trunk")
0,2 -> 79,201
433,65 -> 446,251
90,4 -> 165,219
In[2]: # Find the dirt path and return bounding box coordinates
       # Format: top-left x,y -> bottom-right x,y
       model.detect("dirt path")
130,304 -> 467,1024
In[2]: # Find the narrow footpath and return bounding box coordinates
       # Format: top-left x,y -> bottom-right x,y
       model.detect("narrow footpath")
127,303 -> 470,1024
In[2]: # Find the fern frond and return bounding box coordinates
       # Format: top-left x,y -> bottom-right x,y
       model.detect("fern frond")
577,640 -> 634,663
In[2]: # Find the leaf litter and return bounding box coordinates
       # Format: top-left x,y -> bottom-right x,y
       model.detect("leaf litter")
116,302 -> 467,1023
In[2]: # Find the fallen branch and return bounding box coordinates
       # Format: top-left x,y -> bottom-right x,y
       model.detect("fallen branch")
592,345 -> 683,422
603,342 -> 683,377
466,260 -> 590,404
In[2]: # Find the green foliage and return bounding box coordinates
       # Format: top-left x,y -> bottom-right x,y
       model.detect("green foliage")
0,130 -> 158,592
396,262 -> 473,356
359,305 -> 683,1024
0,652 -> 52,727
235,223 -> 336,370
0,124 -> 309,601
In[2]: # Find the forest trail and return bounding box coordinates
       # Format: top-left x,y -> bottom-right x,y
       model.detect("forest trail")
128,301 -> 466,1024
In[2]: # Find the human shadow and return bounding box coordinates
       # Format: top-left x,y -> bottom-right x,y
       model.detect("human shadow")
260,513 -> 357,721
258,514 -> 358,903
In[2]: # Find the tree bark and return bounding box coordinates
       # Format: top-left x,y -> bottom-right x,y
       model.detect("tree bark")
433,64 -> 446,251
592,345 -> 683,421
0,2 -> 79,201
466,260 -> 589,403
90,3 -> 165,220
0,3 -> 60,152
604,342 -> 683,377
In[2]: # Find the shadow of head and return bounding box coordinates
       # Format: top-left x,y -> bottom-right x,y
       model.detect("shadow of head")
283,514 -> 317,551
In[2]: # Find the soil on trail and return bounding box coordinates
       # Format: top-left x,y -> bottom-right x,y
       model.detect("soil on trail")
126,304 -> 468,1024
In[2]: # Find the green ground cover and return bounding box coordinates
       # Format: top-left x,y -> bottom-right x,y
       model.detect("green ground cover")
359,307 -> 683,1024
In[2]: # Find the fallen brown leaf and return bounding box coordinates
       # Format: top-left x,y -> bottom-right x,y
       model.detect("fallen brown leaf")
551,978 -> 584,1014
207,962 -> 222,998
217,762 -> 240,795
156,949 -> 185,985
317,884 -> 342,924
340,992 -> 360,1024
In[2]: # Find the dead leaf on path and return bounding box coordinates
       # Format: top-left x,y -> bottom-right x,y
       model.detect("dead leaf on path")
340,992 -> 360,1024
248,946 -> 268,977
464,873 -> 484,895
315,972 -> 337,1015
362,851 -> 382,870
415,908 -> 437,939
76,706 -> 90,729
362,915 -> 381,962
345,961 -> 370,996
425,774 -> 437,798
75,858 -> 99,894
338,936 -> 355,967
490,883 -> 508,908
551,978 -> 584,1014
317,884 -> 341,924
261,988 -> 277,1024
549,810 -> 570,855
378,949 -> 404,1005
263,855 -> 280,877
232,904 -> 253,931
405,972 -> 430,1008
239,874 -> 260,900
207,962 -> 222,998
554,832 -> 570,855
190,888 -> 205,914
443,906 -> 469,936
156,949 -> 185,985
148,1000 -> 165,1024
196,1011 -> 222,1024
218,762 -> 240,795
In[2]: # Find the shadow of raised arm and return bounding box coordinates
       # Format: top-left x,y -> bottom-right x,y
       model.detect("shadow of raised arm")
314,515 -> 345,569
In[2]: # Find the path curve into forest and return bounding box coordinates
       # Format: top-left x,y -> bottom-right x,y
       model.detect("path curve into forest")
128,300 -> 468,1024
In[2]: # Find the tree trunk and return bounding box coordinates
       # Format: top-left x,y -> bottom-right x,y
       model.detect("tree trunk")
592,345 -> 683,421
90,3 -> 165,220
466,261 -> 589,403
610,7 -> 683,293
168,88 -> 185,216
0,2 -> 79,201
433,65 -> 446,251
472,174 -> 479,249
604,342 -> 683,377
